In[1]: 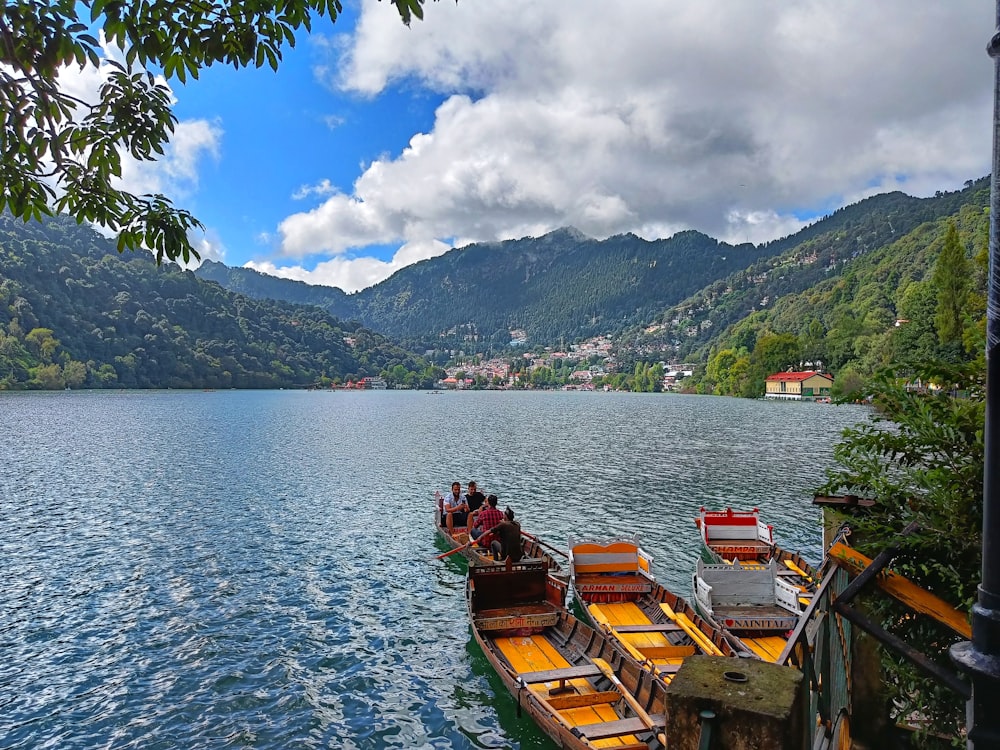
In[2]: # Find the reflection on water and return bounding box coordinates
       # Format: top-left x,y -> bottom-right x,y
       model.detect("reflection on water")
0,390 -> 868,749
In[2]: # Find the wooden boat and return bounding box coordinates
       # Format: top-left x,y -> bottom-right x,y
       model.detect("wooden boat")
434,504 -> 570,604
694,506 -> 817,581
467,559 -> 670,750
568,537 -> 742,678
692,557 -> 811,662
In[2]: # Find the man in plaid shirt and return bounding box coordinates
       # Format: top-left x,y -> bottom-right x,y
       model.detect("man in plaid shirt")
470,494 -> 504,546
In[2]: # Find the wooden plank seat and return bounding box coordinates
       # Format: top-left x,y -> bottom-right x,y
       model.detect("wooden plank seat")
518,664 -> 603,684
544,691 -> 621,710
611,623 -> 683,633
636,644 -> 695,660
572,714 -> 666,740
520,662 -> 602,696
477,603 -> 561,618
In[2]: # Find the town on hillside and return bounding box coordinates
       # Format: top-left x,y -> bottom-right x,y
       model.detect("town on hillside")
429,333 -> 692,392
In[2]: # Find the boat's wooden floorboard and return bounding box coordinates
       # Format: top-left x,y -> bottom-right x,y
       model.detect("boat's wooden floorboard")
494,635 -> 642,747
589,601 -> 689,683
743,635 -> 787,662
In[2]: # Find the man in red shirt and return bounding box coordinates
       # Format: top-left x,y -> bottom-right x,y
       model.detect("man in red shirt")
470,494 -> 504,547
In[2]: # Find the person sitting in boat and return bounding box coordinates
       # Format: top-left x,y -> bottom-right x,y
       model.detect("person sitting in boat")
465,480 -> 487,527
441,481 -> 469,532
490,507 -> 523,563
470,494 -> 504,546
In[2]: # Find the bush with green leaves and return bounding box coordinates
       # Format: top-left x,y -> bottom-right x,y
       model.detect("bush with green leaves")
819,360 -> 983,744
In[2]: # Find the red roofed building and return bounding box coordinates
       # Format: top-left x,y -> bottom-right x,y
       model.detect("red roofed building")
764,370 -> 834,401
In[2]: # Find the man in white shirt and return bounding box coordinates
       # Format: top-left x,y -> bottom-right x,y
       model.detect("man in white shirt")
440,480 -> 469,532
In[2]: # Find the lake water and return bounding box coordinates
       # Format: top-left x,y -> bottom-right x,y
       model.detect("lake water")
0,390 -> 869,749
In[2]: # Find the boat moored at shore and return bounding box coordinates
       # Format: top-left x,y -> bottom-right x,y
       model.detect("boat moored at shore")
568,537 -> 743,677
468,559 -> 670,749
692,557 -> 812,662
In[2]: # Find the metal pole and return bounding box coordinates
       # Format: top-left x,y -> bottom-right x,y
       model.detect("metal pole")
949,6 -> 1000,746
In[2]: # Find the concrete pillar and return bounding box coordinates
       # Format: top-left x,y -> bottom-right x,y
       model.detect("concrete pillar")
665,656 -> 806,750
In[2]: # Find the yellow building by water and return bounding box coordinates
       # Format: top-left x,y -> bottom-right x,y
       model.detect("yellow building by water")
764,371 -> 834,401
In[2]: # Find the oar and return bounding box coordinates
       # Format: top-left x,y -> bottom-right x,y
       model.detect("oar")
588,606 -> 646,662
591,658 -> 667,746
659,602 -> 724,656
587,604 -> 669,682
783,558 -> 814,584
676,612 -> 724,656
434,541 -> 471,560
587,605 -> 677,682
520,531 -> 568,558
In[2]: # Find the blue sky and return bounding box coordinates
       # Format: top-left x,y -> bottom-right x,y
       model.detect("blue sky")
85,1 -> 993,292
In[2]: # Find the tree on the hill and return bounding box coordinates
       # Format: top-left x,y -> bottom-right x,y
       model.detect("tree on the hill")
799,316 -> 827,367
705,347 -> 750,396
891,280 -> 939,364
0,0 -> 427,264
751,332 -> 801,378
931,223 -> 969,355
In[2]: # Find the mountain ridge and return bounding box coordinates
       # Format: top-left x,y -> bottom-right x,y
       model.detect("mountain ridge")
0,214 -> 438,389
196,179 -> 990,358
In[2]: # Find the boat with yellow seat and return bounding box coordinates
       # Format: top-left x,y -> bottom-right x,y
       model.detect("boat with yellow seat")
568,537 -> 742,679
468,559 -> 670,750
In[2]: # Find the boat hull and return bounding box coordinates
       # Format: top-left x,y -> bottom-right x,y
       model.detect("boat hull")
692,558 -> 809,663
695,507 -> 818,579
568,538 -> 742,669
435,510 -> 570,604
468,561 -> 669,750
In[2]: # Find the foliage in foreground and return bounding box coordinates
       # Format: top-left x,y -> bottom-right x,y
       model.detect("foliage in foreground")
818,360 -> 984,744
0,0 -> 426,264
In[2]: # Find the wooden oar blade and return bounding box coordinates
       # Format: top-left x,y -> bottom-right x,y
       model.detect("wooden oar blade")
434,541 -> 471,560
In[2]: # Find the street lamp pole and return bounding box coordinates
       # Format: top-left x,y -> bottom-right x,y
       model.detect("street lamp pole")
950,6 -> 1000,746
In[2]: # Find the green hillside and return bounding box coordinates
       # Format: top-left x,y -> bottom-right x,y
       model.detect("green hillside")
0,215 -> 436,389
631,178 -> 989,360
672,183 -> 990,396
197,227 -> 777,352
196,180 -> 990,369
4,176 -> 989,393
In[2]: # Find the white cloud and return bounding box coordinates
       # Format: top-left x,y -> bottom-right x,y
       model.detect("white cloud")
292,178 -> 340,200
116,118 -> 221,198
191,231 -> 227,265
247,237 -> 451,293
52,37 -> 222,219
272,0 -> 989,287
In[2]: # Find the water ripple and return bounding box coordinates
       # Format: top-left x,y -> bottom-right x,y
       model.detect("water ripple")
0,390 -> 867,748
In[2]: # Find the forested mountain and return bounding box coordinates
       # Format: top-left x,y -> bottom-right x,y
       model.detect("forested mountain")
197,259 -> 352,310
197,227 -> 776,351
0,215 -> 437,389
665,180 -> 991,396
3,176 -> 988,393
196,180 -> 990,364
631,178 -> 990,365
